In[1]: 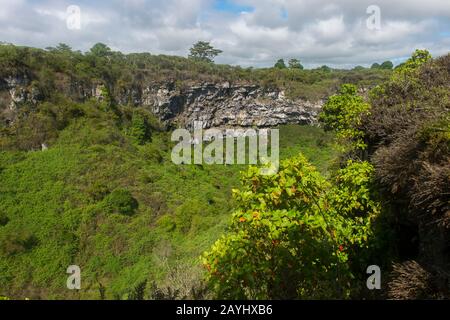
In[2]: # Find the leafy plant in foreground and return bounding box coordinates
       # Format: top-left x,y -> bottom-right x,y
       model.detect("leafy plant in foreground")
202,155 -> 380,299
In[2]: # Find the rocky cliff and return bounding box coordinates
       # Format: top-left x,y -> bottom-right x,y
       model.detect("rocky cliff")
0,75 -> 322,129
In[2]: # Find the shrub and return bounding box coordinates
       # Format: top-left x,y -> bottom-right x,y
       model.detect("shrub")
362,52 -> 450,298
388,261 -> 434,300
319,84 -> 371,150
203,155 -> 380,299
128,113 -> 150,145
103,189 -> 138,216
140,144 -> 163,163
86,182 -> 110,202
0,231 -> 39,256
0,213 -> 9,226
156,215 -> 176,233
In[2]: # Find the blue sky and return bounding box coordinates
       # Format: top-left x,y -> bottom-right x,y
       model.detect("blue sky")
0,0 -> 449,68
214,0 -> 254,14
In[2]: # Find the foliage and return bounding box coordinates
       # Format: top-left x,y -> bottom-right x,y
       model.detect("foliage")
288,59 -> 303,70
0,42 -> 402,300
127,280 -> 147,300
318,65 -> 331,73
319,84 -> 371,150
103,189 -> 139,216
380,61 -> 393,70
0,230 -> 39,256
274,59 -> 287,69
393,49 -> 432,77
362,51 -> 450,299
0,109 -> 337,299
0,213 -> 9,226
0,43 -> 391,105
128,112 -> 151,145
202,155 -> 380,299
89,43 -> 113,58
371,61 -> 393,70
188,41 -> 222,63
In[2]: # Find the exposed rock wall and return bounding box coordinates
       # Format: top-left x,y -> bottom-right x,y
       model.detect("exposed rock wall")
139,83 -> 322,129
0,75 -> 323,129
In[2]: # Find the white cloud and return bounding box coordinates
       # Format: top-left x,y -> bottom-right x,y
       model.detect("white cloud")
0,0 -> 448,68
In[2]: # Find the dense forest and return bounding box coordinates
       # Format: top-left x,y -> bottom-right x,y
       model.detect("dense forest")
0,43 -> 448,300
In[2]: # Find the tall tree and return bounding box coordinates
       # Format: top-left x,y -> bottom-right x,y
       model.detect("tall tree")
89,43 -> 112,57
288,58 -> 303,69
274,59 -> 287,69
319,65 -> 331,72
188,41 -> 222,63
380,61 -> 393,70
55,43 -> 73,53
370,63 -> 381,69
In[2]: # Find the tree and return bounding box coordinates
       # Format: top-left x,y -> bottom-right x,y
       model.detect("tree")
319,65 -> 331,72
128,112 -> 151,145
188,41 -> 222,63
55,43 -> 73,53
288,58 -> 303,70
274,59 -> 287,69
370,63 -> 381,69
46,43 -> 73,53
380,61 -> 393,70
409,49 -> 432,66
395,49 -> 431,74
319,84 -> 370,150
89,43 -> 112,57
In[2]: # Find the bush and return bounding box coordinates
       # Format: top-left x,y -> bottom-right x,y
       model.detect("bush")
128,113 -> 151,145
203,155 -> 380,299
319,84 -> 370,150
0,213 -> 9,226
103,189 -> 138,216
0,231 -> 39,256
86,182 -> 110,202
156,215 -> 176,233
362,52 -> 450,298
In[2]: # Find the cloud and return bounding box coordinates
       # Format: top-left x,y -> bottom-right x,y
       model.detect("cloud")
0,0 -> 448,68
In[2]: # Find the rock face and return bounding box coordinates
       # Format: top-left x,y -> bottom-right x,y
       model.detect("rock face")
0,76 -> 322,129
127,82 -> 322,129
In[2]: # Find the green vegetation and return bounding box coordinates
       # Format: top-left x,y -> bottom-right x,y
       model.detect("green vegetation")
319,84 -> 371,150
288,59 -> 304,70
362,50 -> 449,299
0,43 -> 390,105
0,95 -> 338,299
0,43 -> 447,300
393,49 -> 431,74
202,49 -> 449,300
371,61 -> 393,70
274,59 -> 287,69
203,157 -> 380,299
0,43 -> 391,105
103,189 -> 139,216
188,41 -> 223,63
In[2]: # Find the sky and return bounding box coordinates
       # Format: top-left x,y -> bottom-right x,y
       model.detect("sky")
0,0 -> 449,68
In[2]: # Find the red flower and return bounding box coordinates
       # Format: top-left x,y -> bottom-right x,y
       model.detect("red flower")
339,245 -> 344,252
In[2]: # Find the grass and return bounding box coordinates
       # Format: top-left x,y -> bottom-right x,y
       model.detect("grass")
0,120 -> 337,299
